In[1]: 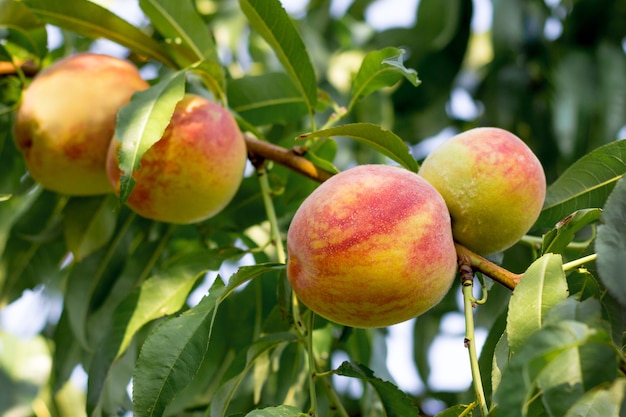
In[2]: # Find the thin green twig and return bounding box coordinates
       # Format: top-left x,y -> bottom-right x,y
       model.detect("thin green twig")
459,261 -> 489,417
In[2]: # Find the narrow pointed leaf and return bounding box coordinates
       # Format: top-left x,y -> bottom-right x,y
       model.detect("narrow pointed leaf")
596,176 -> 626,307
299,123 -> 419,172
493,321 -> 615,417
228,72 -> 309,126
350,47 -> 420,110
506,254 -> 569,356
335,361 -> 421,417
133,278 -> 226,417
62,195 -> 117,262
537,139 -> 626,229
87,259 -> 208,415
245,405 -> 307,416
564,378 -> 626,417
21,0 -> 175,67
210,333 -> 298,417
132,263 -> 284,417
115,71 -> 186,203
138,0 -> 225,99
139,0 -> 216,63
541,208 -> 602,255
0,0 -> 47,58
239,0 -> 317,114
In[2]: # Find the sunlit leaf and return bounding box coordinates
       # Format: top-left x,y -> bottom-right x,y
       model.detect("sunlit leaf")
138,0 -> 225,100
245,405 -> 307,417
239,0 -> 317,115
133,263 -> 284,417
62,195 -> 117,262
537,139 -> 626,229
564,378 -> 626,417
349,47 -> 420,111
335,361 -> 421,417
541,208 -> 601,255
228,72 -> 309,126
506,254 -> 568,356
139,0 -> 216,62
299,123 -> 419,172
434,404 -> 475,416
86,254 -> 210,415
493,321 -> 616,417
596,176 -> 626,308
21,0 -> 175,67
115,71 -> 185,203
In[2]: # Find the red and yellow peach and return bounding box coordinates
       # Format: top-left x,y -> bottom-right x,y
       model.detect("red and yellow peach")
106,94 -> 247,224
286,164 -> 458,328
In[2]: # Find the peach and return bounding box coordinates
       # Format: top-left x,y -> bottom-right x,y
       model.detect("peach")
13,53 -> 148,195
106,94 -> 247,224
418,127 -> 546,255
286,164 -> 458,328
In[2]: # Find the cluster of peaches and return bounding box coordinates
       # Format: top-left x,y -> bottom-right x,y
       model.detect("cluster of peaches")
14,53 -> 546,329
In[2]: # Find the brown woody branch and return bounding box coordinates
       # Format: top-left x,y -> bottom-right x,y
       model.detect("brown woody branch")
454,243 -> 522,290
0,60 -> 39,77
244,134 -> 522,290
244,134 -> 334,183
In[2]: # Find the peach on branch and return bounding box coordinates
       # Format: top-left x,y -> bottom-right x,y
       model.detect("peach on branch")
106,94 -> 247,224
418,127 -> 546,255
13,53 -> 148,195
286,164 -> 458,328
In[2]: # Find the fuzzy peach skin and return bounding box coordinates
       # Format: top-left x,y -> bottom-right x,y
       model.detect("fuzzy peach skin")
106,94 -> 247,224
418,127 -> 546,255
13,53 -> 148,195
286,164 -> 458,328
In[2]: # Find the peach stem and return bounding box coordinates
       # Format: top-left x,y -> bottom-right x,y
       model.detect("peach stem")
454,243 -> 522,290
245,134 -> 334,183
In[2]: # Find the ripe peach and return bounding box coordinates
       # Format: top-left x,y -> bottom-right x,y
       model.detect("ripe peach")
418,127 -> 546,255
286,164 -> 458,328
13,53 -> 148,195
106,94 -> 247,224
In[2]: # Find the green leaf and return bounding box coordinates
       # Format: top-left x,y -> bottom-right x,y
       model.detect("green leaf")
245,405 -> 307,417
64,215 -> 135,349
335,362 -> 421,417
114,71 -> 186,203
493,321 -> 616,417
87,255 -> 209,415
133,277 -> 226,417
62,195 -> 117,262
434,404 -> 475,416
132,263 -> 284,417
298,123 -> 419,172
349,47 -> 420,111
239,0 -> 317,115
537,139 -> 626,230
228,72 -> 309,126
506,254 -> 569,356
21,0 -> 176,67
564,378 -> 626,417
596,176 -> 626,308
210,332 -> 299,417
541,208 -> 601,255
0,0 -> 47,58
138,0 -> 225,100
139,0 -> 217,63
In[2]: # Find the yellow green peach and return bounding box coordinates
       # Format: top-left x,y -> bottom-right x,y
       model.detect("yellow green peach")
287,164 -> 458,328
419,127 -> 546,255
